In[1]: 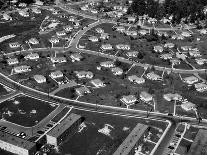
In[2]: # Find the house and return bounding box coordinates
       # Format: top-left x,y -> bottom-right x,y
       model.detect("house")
140,91 -> 153,102
88,36 -> 98,42
29,38 -> 39,45
80,5 -> 88,11
49,38 -> 59,44
33,75 -> 46,83
139,30 -> 148,35
75,71 -> 94,79
170,58 -> 180,65
9,42 -> 21,48
176,52 -> 187,60
128,16 -> 136,23
68,16 -> 76,22
181,46 -> 192,51
101,44 -> 113,50
183,76 -> 198,85
128,75 -> 145,84
125,30 -> 137,36
171,35 -> 184,40
2,14 -> 12,21
113,5 -> 122,10
195,58 -> 207,65
70,53 -> 83,62
50,57 -> 67,63
115,26 -> 125,33
199,29 -> 207,35
35,0 -> 44,6
126,51 -> 139,58
116,44 -> 130,50
96,28 -> 104,33
111,67 -> 123,75
154,45 -> 164,53
181,102 -> 196,111
63,25 -> 73,32
7,58 -> 19,65
18,10 -> 29,17
56,31 -> 66,36
164,43 -> 175,49
146,72 -> 162,81
120,95 -> 137,108
100,61 -> 114,68
24,53 -> 39,60
13,65 -> 31,74
157,31 -> 168,37
50,70 -> 63,79
91,9 -> 98,14
76,86 -> 91,96
31,7 -> 41,14
18,3 -> 27,7
163,93 -> 182,101
194,83 -> 207,92
74,21 -> 80,28
181,31 -> 191,37
160,53 -> 172,60
189,50 -> 201,57
100,33 -> 109,40
90,79 -> 105,88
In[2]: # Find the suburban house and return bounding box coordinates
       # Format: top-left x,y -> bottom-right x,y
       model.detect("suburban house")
91,9 -> 98,14
100,33 -> 109,40
9,42 -> 21,48
176,52 -> 187,60
127,16 -> 136,23
164,43 -> 175,49
111,67 -> 123,75
170,58 -> 181,65
195,58 -> 207,65
13,65 -> 31,74
116,44 -> 130,50
18,10 -> 29,17
50,70 -> 63,79
138,30 -> 148,35
63,25 -> 73,32
56,31 -> 66,37
146,72 -> 162,81
88,36 -> 99,42
181,102 -> 196,111
7,58 -> 19,66
183,76 -> 199,85
76,86 -> 91,96
101,44 -> 113,50
154,45 -> 164,53
199,29 -> 207,34
115,26 -> 125,33
24,53 -> 39,60
75,71 -> 94,79
70,53 -> 83,62
49,38 -> 60,44
126,51 -> 139,58
95,28 -> 104,33
160,53 -> 173,60
33,75 -> 46,84
100,61 -> 114,68
140,91 -> 153,102
163,93 -> 182,102
2,13 -> 12,21
157,31 -> 168,37
181,46 -> 192,51
128,75 -> 145,84
181,31 -> 191,37
124,30 -> 137,36
29,38 -> 39,45
31,7 -> 41,14
90,79 -> 105,88
194,83 -> 207,92
189,50 -> 201,57
50,57 -> 67,64
120,95 -> 137,108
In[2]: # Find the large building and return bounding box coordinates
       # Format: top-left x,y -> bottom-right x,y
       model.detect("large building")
113,123 -> 149,155
46,113 -> 83,146
0,130 -> 36,155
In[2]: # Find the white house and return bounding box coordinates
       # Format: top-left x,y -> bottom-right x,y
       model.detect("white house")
70,53 -> 83,62
31,7 -> 41,14
90,79 -> 105,88
139,30 -> 148,35
7,58 -> 19,66
181,46 -> 192,51
101,44 -> 113,50
121,95 -> 137,108
164,43 -> 175,49
146,72 -> 162,81
18,10 -> 29,17
111,67 -> 123,75
56,31 -> 66,36
126,51 -> 139,58
195,58 -> 207,65
163,93 -> 182,101
128,75 -> 145,84
116,44 -> 130,50
170,58 -> 181,65
2,14 -> 12,21
115,26 -> 125,33
189,50 -> 201,57
128,16 -> 136,23
33,75 -> 46,83
75,71 -> 94,79
50,70 -> 63,79
125,30 -> 137,36
100,61 -> 114,68
199,29 -> 207,35
160,53 -> 172,60
88,36 -> 98,42
63,25 -> 73,32
154,45 -> 164,53
181,31 -> 191,37
76,86 -> 91,96
49,38 -> 59,44
181,102 -> 196,111
194,83 -> 207,92
50,57 -> 67,64
29,38 -> 39,45
9,42 -> 21,48
13,65 -> 31,74
183,76 -> 198,85
140,91 -> 153,102
100,33 -> 109,40
24,53 -> 39,60
96,28 -> 104,33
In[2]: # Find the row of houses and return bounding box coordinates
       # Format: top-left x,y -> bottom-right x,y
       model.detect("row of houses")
9,37 -> 39,48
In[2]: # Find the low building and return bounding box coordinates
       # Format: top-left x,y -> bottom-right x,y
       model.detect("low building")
88,36 -> 98,42
163,93 -> 182,101
111,67 -> 123,75
76,86 -> 91,96
116,44 -> 130,50
157,31 -> 168,37
113,124 -> 148,155
125,30 -> 137,36
63,25 -> 73,32
24,53 -> 39,60
50,57 -> 67,64
31,7 -> 41,14
128,75 -> 145,84
195,58 -> 207,65
189,50 -> 201,57
49,38 -> 59,44
181,102 -> 196,111
181,46 -> 192,51
100,33 -> 109,40
194,83 -> 207,92
96,28 -> 104,33
183,76 -> 198,85
91,9 -> 98,14
126,51 -> 139,58
34,75 -> 46,83
101,44 -> 113,50
56,31 -> 66,36
115,26 -> 125,32
2,13 -> 12,20
146,72 -> 162,81
176,52 -> 187,60
70,53 -> 83,62
0,130 -> 36,155
14,65 -> 31,74
181,31 -> 191,37
75,71 -> 94,79
140,91 -> 153,102
164,43 -> 175,49
100,61 -> 114,68
68,16 -> 76,22
199,29 -> 207,35
46,113 -> 83,146
18,10 -> 29,17
160,53 -> 172,60
170,58 -> 180,65
9,42 -> 21,48
154,45 -> 164,53
50,70 -> 63,79
7,58 -> 19,65
29,38 -> 39,45
90,79 -> 105,88
138,29 -> 148,35
120,95 -> 137,108
127,16 -> 136,23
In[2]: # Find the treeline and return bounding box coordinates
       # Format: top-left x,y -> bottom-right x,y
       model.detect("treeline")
128,0 -> 207,23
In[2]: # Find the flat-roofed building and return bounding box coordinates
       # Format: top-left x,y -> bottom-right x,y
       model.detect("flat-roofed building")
195,83 -> 207,92
164,42 -> 175,49
140,91 -> 153,102
113,123 -> 148,155
127,16 -> 136,22
19,10 -> 29,17
63,25 -> 73,32
49,38 -> 59,44
7,58 -> 19,65
189,50 -> 201,57
183,76 -> 198,85
34,75 -> 46,83
46,113 -> 83,146
0,130 -> 36,155
115,26 -> 125,32
195,58 -> 207,65
50,70 -> 63,79
128,75 -> 145,84
14,65 -> 31,74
